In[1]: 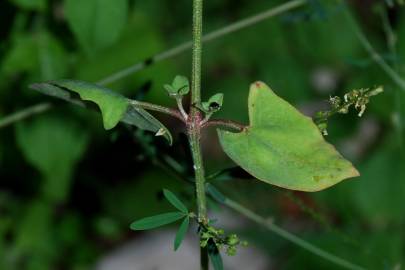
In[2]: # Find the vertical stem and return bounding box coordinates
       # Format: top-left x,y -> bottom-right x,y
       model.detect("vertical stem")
191,0 -> 203,110
189,0 -> 209,269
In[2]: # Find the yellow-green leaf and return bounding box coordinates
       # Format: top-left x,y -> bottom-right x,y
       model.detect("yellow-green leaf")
218,82 -> 359,192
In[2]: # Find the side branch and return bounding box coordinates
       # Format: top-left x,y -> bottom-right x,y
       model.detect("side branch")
130,100 -> 186,122
202,119 -> 246,132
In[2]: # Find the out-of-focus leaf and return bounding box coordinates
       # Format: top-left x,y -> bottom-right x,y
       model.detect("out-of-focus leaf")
218,82 -> 359,192
36,33 -> 69,80
1,35 -> 37,76
16,116 -> 88,202
208,240 -> 224,270
30,80 -> 173,144
1,32 -> 68,80
15,200 -> 54,256
352,141 -> 405,224
163,189 -> 188,213
174,216 -> 189,251
9,0 -> 46,11
65,0 -> 128,53
130,212 -> 185,230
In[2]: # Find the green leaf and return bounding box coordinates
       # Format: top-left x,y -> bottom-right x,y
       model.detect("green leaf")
208,240 -> 224,270
218,82 -> 359,192
164,75 -> 190,97
65,0 -> 128,53
1,32 -> 68,80
172,76 -> 190,95
174,216 -> 189,251
16,116 -> 88,202
9,0 -> 46,11
30,80 -> 172,144
130,212 -> 185,230
163,189 -> 188,213
202,93 -> 224,113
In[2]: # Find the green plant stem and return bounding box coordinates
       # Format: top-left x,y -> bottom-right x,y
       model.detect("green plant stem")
189,0 -> 209,269
0,102 -> 51,129
221,195 -> 365,270
202,119 -> 246,131
148,151 -> 366,270
129,100 -> 185,122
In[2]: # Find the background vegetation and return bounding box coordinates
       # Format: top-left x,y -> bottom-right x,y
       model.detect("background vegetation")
0,0 -> 404,269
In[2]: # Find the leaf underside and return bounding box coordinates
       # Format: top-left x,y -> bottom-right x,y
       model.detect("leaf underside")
218,81 -> 359,192
30,80 -> 172,144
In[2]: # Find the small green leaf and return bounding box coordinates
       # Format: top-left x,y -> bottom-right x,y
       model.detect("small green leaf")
30,80 -> 172,144
172,75 -> 190,95
174,216 -> 189,251
208,240 -> 224,270
163,189 -> 188,213
130,212 -> 185,231
218,82 -> 359,192
164,75 -> 190,97
202,93 -> 224,113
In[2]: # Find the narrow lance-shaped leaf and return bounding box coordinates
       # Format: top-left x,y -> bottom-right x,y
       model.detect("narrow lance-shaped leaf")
30,80 -> 172,144
130,212 -> 185,231
174,216 -> 189,251
218,82 -> 359,192
163,189 -> 188,213
208,240 -> 224,270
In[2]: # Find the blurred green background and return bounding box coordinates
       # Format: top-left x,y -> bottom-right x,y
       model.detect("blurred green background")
0,0 -> 404,269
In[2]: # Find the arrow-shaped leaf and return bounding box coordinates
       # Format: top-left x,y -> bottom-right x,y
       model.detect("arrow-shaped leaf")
218,81 -> 359,192
30,80 -> 172,144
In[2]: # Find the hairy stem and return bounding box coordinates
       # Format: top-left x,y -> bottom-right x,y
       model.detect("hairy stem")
129,100 -> 185,122
189,0 -> 209,269
202,119 -> 246,131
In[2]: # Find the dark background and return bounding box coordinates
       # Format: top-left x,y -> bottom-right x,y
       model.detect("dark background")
0,0 -> 404,269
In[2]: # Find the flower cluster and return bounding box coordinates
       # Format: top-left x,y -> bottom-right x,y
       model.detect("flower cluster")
199,221 -> 248,256
315,86 -> 383,135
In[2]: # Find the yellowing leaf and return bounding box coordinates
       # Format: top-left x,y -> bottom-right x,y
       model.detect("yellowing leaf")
218,82 -> 359,192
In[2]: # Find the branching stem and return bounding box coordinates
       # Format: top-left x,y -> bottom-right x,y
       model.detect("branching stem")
129,100 -> 185,122
202,119 -> 246,132
176,97 -> 189,120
